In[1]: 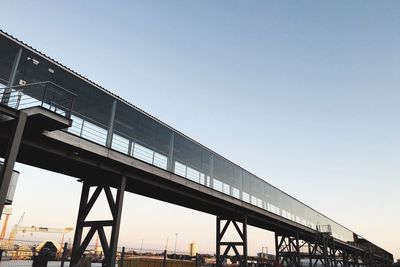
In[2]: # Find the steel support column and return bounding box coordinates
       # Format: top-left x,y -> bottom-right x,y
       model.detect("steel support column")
275,232 -> 301,267
70,175 -> 126,267
216,215 -> 247,267
105,100 -> 117,148
305,231 -> 337,267
0,111 -> 27,218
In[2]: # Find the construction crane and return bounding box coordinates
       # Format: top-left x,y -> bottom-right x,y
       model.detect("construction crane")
9,225 -> 73,247
9,226 -> 73,238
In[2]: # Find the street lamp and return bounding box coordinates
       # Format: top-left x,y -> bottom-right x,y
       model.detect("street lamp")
174,233 -> 179,258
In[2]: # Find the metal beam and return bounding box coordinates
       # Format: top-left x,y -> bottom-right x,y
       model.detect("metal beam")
105,99 -> 117,148
107,175 -> 126,267
70,176 -> 125,267
0,111 -> 26,218
216,215 -> 247,267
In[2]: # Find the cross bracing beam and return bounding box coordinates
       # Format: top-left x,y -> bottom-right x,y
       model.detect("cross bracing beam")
70,176 -> 125,267
216,215 -> 248,267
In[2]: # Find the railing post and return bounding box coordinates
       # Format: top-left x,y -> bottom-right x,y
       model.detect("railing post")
106,100 -> 117,148
167,132 -> 175,172
50,85 -> 56,111
41,83 -> 48,107
69,95 -> 75,119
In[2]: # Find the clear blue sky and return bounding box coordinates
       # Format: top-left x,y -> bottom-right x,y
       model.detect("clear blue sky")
1,0 -> 399,259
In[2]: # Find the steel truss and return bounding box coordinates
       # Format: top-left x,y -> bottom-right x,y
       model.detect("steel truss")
307,232 -> 338,267
70,176 -> 126,267
275,231 -> 377,267
275,232 -> 303,267
216,215 -> 248,267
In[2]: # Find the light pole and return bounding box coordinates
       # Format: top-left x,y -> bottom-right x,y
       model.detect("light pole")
174,233 -> 179,258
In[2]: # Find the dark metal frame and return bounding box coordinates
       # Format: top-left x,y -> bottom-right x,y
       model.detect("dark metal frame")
70,176 -> 126,267
0,111 -> 26,217
216,215 -> 248,267
275,232 -> 302,267
307,231 -> 336,267
274,230 -> 386,267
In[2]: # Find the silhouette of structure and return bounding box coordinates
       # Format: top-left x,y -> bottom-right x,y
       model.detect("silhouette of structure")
0,30 -> 393,267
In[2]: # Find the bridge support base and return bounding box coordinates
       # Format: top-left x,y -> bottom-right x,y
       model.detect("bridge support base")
275,232 -> 301,267
71,176 -> 126,267
307,232 -> 336,267
275,231 -> 348,267
216,215 -> 247,267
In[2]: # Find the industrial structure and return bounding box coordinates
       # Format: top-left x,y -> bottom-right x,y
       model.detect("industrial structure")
0,30 -> 394,267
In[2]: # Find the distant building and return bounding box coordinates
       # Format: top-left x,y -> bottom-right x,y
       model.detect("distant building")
189,243 -> 198,257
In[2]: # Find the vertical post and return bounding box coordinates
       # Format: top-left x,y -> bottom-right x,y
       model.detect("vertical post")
167,132 -> 174,171
128,140 -> 133,156
0,111 -> 27,219
120,246 -> 125,267
210,154 -> 214,189
274,233 -> 280,265
242,215 -> 248,267
60,242 -> 68,267
106,100 -> 117,148
216,216 -> 221,267
296,233 -> 301,267
107,175 -> 126,267
70,181 -> 90,265
41,83 -> 48,107
79,119 -> 85,137
1,47 -> 22,105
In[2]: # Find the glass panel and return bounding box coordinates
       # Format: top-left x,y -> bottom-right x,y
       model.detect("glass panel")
133,143 -> 153,164
153,152 -> 168,170
173,134 -> 211,177
213,179 -> 223,192
232,187 -> 240,199
174,161 -> 186,177
187,166 -> 200,183
80,120 -> 108,146
111,132 -> 130,154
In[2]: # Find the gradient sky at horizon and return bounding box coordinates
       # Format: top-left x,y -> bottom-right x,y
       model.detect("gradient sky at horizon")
0,0 -> 399,259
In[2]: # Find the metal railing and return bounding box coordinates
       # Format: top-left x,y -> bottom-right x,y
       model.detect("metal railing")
0,81 -> 76,119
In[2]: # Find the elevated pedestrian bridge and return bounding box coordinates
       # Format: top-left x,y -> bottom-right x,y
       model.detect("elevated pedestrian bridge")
0,30 -> 393,267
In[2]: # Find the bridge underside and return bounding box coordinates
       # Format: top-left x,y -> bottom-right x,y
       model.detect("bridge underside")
0,107 -> 393,267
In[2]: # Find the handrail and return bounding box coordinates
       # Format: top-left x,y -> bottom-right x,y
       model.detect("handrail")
1,80 -> 77,97
0,81 -> 76,119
